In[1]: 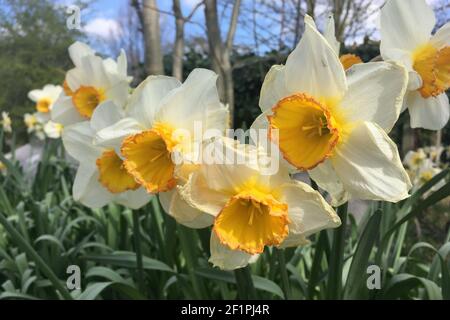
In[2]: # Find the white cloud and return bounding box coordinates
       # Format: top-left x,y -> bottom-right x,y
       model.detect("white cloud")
83,17 -> 122,39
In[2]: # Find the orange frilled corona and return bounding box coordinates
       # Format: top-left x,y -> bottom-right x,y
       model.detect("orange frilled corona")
412,44 -> 450,98
96,150 -> 140,193
121,123 -> 180,193
268,93 -> 341,170
213,189 -> 290,254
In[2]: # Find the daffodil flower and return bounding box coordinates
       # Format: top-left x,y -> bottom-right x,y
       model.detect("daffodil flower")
61,102 -> 150,209
414,159 -> 445,192
380,0 -> 450,130
43,121 -> 63,139
52,42 -> 130,126
179,137 -> 340,270
1,112 -> 12,133
93,69 -> 229,222
254,15 -> 411,206
403,148 -> 427,170
28,84 -> 63,114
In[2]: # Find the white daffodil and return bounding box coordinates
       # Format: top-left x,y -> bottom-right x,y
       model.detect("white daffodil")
28,84 -> 63,115
414,159 -> 445,191
52,42 -> 130,126
43,121 -> 63,139
253,15 -> 411,206
380,0 -> 450,130
61,102 -> 150,209
93,68 -> 229,222
320,15 -> 363,71
179,137 -> 340,270
1,112 -> 12,133
403,148 -> 427,170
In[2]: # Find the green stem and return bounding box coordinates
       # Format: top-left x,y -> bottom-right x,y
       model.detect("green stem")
327,202 -> 348,300
0,210 -> 73,300
275,248 -> 291,299
178,225 -> 205,299
234,266 -> 256,299
132,210 -> 145,295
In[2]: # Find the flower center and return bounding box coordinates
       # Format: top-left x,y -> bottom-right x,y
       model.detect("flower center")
412,43 -> 450,98
96,150 -> 140,194
419,170 -> 434,183
214,189 -> 289,254
36,98 -> 52,113
268,93 -> 340,170
121,122 -> 179,193
339,54 -> 363,71
72,86 -> 106,118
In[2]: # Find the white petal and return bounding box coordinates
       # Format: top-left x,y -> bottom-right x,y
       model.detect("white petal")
284,16 -> 347,101
51,95 -> 85,126
430,22 -> 450,48
249,112 -> 296,173
341,61 -> 408,132
259,65 -> 288,112
179,171 -> 229,217
28,89 -> 43,102
166,191 -> 214,229
309,160 -> 350,207
114,188 -> 151,209
127,75 -> 181,128
90,101 -> 125,133
73,165 -> 113,208
62,122 -> 102,164
278,181 -> 340,242
380,0 -> 435,56
104,79 -> 129,109
332,122 -> 412,202
68,42 -> 95,67
117,49 -> 128,78
408,92 -> 450,130
159,190 -> 174,214
324,14 -> 340,55
80,55 -> 111,88
94,118 -> 144,152
155,69 -> 223,133
407,71 -> 423,92
209,232 -> 258,270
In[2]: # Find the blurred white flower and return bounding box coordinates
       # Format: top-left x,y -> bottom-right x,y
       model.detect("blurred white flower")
403,148 -> 427,170
28,84 -> 63,114
414,159 -> 445,191
52,42 -> 130,126
380,0 -> 450,130
43,121 -> 64,139
1,112 -> 12,133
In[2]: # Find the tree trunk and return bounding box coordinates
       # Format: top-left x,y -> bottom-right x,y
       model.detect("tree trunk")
142,0 -> 164,75
172,0 -> 184,80
204,0 -> 241,127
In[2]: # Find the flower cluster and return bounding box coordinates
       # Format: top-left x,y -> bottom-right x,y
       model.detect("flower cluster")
26,84 -> 64,140
404,146 -> 449,192
1,112 -> 12,133
49,0 -> 448,270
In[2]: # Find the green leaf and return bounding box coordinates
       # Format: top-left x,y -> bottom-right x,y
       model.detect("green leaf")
383,274 -> 442,300
82,251 -> 174,273
344,211 -> 382,299
251,275 -> 285,299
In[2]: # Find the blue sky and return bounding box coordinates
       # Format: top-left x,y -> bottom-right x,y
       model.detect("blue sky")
53,0 -> 446,56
